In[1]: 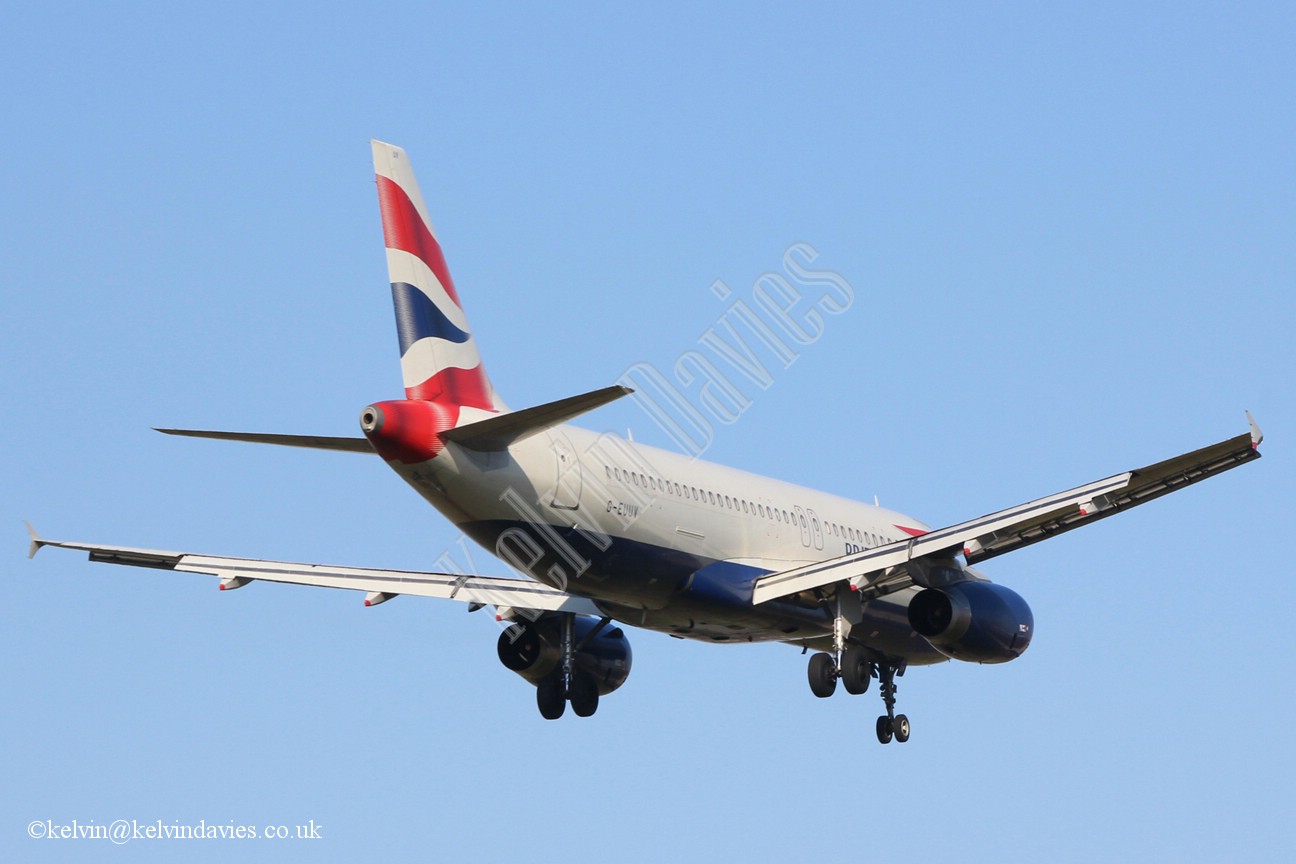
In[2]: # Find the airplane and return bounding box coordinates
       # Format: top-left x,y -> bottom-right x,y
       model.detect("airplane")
28,140 -> 1264,744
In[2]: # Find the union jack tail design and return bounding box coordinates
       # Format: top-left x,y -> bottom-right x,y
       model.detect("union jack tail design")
372,140 -> 504,412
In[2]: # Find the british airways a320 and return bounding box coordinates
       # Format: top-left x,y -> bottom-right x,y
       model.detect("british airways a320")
28,141 -> 1264,744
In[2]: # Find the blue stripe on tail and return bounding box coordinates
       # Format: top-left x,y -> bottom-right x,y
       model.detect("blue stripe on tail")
390,282 -> 471,355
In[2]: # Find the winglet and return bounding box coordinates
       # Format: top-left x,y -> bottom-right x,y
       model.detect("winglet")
1247,410 -> 1264,450
24,521 -> 46,560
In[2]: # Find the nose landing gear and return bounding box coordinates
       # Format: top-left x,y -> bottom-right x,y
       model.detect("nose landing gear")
874,663 -> 909,744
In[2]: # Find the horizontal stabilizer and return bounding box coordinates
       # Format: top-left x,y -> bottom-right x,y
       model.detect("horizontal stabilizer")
155,429 -> 374,453
441,385 -> 632,451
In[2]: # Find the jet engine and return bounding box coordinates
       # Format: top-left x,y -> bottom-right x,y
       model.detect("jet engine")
907,581 -> 1033,663
496,615 -> 632,695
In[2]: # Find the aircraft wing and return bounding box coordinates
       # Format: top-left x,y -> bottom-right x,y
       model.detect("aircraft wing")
27,528 -> 602,617
752,415 -> 1263,605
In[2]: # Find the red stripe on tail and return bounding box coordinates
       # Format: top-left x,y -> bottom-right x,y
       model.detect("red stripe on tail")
406,366 -> 495,411
375,175 -> 463,309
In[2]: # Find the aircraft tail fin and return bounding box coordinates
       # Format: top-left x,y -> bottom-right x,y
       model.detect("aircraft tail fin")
372,140 -> 504,412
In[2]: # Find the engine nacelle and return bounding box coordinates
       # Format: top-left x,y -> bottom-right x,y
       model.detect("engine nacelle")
907,581 -> 1033,663
496,615 -> 632,695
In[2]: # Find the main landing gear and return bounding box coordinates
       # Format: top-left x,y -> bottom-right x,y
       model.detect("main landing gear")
536,613 -> 603,720
536,669 -> 598,719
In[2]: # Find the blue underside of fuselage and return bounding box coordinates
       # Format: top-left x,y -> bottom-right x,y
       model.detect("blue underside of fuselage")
457,519 -> 943,662
459,518 -> 831,642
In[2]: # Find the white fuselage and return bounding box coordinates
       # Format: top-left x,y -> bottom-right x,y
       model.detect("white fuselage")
384,422 -> 945,661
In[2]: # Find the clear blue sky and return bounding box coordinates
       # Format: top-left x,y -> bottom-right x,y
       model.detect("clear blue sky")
4,3 -> 1293,862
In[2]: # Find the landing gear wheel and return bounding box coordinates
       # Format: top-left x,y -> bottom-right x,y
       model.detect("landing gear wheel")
537,673 -> 566,720
840,648 -> 872,695
569,672 -> 599,718
807,652 -> 838,698
893,714 -> 910,743
876,715 -> 893,744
